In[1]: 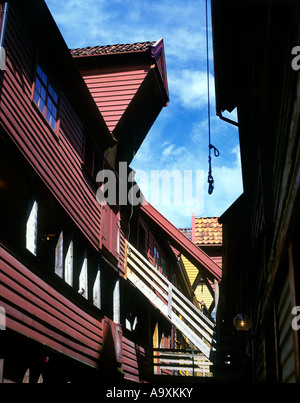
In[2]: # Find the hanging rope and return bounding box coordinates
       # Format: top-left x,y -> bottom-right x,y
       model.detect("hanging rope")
205,0 -> 219,195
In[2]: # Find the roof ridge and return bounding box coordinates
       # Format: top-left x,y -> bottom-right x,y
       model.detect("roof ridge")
70,41 -> 156,57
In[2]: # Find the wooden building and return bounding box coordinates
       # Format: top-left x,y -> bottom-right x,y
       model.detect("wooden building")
180,216 -> 222,316
0,0 -> 222,383
126,202 -> 222,377
212,0 -> 300,383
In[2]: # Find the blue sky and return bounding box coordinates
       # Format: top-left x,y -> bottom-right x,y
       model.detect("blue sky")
45,0 -> 243,228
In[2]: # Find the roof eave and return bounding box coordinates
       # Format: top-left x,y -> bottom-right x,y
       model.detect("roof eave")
140,201 -> 222,282
71,40 -> 169,107
150,38 -> 169,104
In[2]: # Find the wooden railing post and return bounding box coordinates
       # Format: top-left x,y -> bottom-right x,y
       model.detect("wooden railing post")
125,241 -> 216,359
192,349 -> 195,377
214,279 -> 219,316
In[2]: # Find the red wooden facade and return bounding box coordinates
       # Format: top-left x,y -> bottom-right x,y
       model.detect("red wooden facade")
71,40 -> 169,166
0,0 -> 220,384
71,40 -> 168,136
0,1 -> 113,251
0,0 -> 168,383
0,244 -> 103,369
80,65 -> 151,133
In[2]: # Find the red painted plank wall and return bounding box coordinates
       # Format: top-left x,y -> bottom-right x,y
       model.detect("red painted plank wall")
0,244 -> 103,367
82,66 -> 150,132
122,336 -> 152,382
0,5 -> 102,250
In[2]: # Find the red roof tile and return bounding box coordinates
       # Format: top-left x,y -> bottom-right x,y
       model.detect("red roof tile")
180,217 -> 222,245
194,217 -> 222,245
178,228 -> 192,241
70,41 -> 156,57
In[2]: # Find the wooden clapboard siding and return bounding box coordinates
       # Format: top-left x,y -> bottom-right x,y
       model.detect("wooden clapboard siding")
59,95 -> 84,157
277,273 -> 296,383
179,255 -> 214,308
0,244 -> 103,367
181,255 -> 198,285
82,66 -> 150,132
0,4 -> 102,250
122,336 -> 152,382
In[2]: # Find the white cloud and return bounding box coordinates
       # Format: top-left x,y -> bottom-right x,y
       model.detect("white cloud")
165,30 -> 207,66
131,136 -> 243,228
45,0 -> 243,227
46,0 -> 210,65
162,144 -> 174,159
168,70 -> 215,110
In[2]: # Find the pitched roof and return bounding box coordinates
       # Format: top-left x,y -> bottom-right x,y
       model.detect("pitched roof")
70,39 -> 169,163
70,41 -> 156,57
194,217 -> 222,245
140,202 -> 222,282
178,227 -> 192,241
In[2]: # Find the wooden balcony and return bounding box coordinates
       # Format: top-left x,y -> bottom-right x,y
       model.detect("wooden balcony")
153,348 -> 213,377
125,241 -> 216,362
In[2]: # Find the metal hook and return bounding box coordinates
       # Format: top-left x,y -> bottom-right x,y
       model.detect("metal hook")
208,173 -> 214,195
209,144 -> 220,158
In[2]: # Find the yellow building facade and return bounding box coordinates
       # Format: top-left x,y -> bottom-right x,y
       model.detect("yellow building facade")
179,216 -> 222,315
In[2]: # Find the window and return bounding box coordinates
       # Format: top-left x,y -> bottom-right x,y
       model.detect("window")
154,244 -> 168,277
54,230 -> 63,277
93,265 -> 101,309
64,234 -> 73,286
113,279 -> 120,323
34,64 -> 58,131
79,249 -> 88,299
154,246 -> 159,270
54,230 -> 74,287
138,224 -> 146,256
161,257 -> 167,277
26,198 -> 38,256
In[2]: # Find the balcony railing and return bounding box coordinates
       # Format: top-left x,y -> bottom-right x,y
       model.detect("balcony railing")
153,348 -> 213,377
125,241 -> 216,361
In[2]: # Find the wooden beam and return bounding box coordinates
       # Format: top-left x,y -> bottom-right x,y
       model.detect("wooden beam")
140,202 -> 222,282
192,271 -> 202,290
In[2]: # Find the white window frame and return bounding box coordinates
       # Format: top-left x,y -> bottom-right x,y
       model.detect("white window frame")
64,234 -> 73,286
54,231 -> 63,278
26,199 -> 38,256
93,264 -> 101,309
79,249 -> 88,299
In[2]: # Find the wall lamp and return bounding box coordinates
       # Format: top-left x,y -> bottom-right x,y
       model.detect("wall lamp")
233,313 -> 251,331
